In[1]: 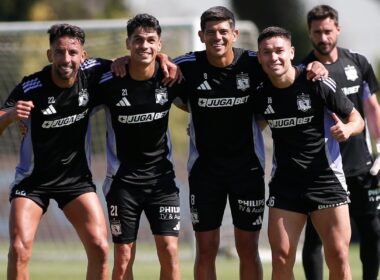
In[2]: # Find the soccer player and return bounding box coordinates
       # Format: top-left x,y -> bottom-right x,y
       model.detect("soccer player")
301,5 -> 380,280
0,24 -> 109,279
253,26 -> 364,280
111,7 -> 327,279
93,14 -> 181,280
173,7 -> 267,279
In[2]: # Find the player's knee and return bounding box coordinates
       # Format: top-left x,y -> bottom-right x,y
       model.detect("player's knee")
325,244 -> 349,268
236,243 -> 259,260
163,242 -> 178,258
88,236 -> 109,262
8,240 -> 33,264
271,246 -> 294,266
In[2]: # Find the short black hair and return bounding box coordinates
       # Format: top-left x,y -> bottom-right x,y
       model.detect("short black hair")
200,6 -> 235,31
258,26 -> 292,45
47,23 -> 85,45
307,5 -> 339,28
127,13 -> 161,37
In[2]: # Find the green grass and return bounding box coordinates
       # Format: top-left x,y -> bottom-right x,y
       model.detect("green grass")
0,242 -> 363,279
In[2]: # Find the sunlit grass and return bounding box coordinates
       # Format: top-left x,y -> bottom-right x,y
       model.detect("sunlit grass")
0,242 -> 363,279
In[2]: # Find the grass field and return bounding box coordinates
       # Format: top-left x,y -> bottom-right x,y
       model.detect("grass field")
0,242 -> 364,279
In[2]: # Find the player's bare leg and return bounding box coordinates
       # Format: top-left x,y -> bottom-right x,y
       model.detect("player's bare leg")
235,228 -> 263,280
64,192 -> 109,280
268,208 -> 306,280
194,229 -> 219,280
312,205 -> 352,280
155,235 -> 180,280
113,242 -> 136,280
7,197 -> 43,280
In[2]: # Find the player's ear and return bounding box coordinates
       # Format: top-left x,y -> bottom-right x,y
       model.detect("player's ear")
47,49 -> 53,63
290,46 -> 295,60
232,28 -> 239,43
198,30 -> 205,43
126,38 -> 131,50
336,25 -> 341,35
157,39 -> 162,52
81,50 -> 87,63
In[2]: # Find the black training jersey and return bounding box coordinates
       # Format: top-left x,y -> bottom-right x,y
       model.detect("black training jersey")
2,59 -> 105,190
253,70 -> 354,188
94,61 -> 177,188
173,48 -> 265,176
303,48 -> 380,176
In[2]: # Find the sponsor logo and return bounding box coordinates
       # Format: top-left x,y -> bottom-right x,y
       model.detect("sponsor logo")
267,116 -> 314,128
173,222 -> 180,231
264,104 -> 275,114
238,199 -> 265,207
159,206 -> 180,213
41,104 -> 57,115
344,65 -> 358,81
118,110 -> 168,124
198,96 -> 249,108
341,85 -> 360,96
41,109 -> 88,128
155,87 -> 168,105
110,219 -> 122,236
317,201 -> 348,210
238,199 -> 265,213
116,97 -> 131,107
78,89 -> 89,106
159,206 -> 180,220
197,80 -> 212,90
297,94 -> 311,112
236,73 -> 250,91
252,216 -> 263,226
116,89 -> 131,106
368,188 -> 380,203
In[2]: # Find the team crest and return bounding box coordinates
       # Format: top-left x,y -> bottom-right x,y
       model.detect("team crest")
236,73 -> 250,91
110,220 -> 122,236
78,89 -> 89,106
297,94 -> 311,112
344,65 -> 358,81
155,87 -> 168,105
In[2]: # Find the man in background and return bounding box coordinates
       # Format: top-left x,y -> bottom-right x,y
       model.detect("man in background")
302,5 -> 380,280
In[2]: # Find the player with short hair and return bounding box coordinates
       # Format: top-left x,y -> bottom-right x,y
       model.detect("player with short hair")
173,6 -> 267,280
301,5 -> 380,280
254,26 -> 364,279
111,7 -> 328,279
0,23 -> 109,280
93,14 -> 181,280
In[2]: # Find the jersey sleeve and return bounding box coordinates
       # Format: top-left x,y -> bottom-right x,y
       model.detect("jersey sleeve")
356,53 -> 380,94
1,80 -> 30,110
317,77 -> 354,118
83,58 -> 112,107
170,80 -> 188,106
82,58 -> 112,83
172,52 -> 197,104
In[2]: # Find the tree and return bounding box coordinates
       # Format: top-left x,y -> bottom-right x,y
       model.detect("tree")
0,0 -> 130,21
0,0 -> 39,21
231,0 -> 310,62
